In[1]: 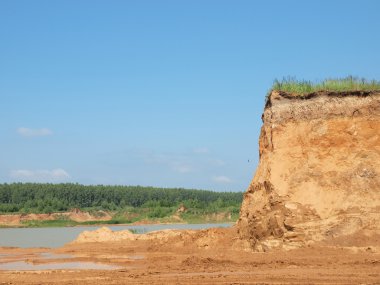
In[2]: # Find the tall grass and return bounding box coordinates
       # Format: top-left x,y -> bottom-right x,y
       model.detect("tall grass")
271,76 -> 380,95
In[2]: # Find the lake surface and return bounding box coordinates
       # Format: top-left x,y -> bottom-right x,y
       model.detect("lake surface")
0,223 -> 232,248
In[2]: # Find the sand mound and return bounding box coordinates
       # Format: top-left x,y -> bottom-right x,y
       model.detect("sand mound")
71,226 -> 201,245
70,226 -> 238,252
73,227 -> 136,243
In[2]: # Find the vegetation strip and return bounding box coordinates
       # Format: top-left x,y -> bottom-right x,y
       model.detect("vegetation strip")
270,76 -> 380,96
0,183 -> 243,227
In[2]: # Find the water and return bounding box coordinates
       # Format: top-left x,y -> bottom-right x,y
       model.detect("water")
0,261 -> 121,271
0,251 -> 124,271
0,223 -> 231,248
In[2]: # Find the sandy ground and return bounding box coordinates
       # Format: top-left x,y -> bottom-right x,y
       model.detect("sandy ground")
0,229 -> 379,284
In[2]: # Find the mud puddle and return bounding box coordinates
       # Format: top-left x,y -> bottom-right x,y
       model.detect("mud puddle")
0,260 -> 122,270
0,251 -> 123,271
128,255 -> 144,260
38,252 -> 74,259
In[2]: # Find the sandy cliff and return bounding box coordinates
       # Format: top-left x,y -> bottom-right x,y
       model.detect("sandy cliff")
237,90 -> 380,251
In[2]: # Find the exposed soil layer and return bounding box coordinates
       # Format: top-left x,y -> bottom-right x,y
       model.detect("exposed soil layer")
238,91 -> 380,251
0,209 -> 112,226
265,90 -> 379,108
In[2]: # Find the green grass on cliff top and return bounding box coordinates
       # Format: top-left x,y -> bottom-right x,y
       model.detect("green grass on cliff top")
271,76 -> 380,95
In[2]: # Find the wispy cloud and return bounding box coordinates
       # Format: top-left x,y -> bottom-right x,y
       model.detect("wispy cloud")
106,148 -> 226,178
141,151 -> 194,174
17,127 -> 53,137
10,168 -> 70,182
212,175 -> 232,184
172,163 -> 193,174
193,147 -> 209,154
209,159 -> 226,167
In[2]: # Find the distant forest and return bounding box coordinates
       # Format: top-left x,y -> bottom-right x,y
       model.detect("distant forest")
0,183 -> 243,214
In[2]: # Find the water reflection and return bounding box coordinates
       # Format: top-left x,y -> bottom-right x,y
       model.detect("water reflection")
0,251 -> 124,271
0,261 -> 121,271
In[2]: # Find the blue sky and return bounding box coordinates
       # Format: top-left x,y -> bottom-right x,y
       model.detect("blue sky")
1,0 -> 379,191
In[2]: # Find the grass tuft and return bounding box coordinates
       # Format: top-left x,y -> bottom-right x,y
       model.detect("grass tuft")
270,76 -> 380,96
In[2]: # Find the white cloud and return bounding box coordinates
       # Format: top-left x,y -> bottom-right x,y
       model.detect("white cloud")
17,127 -> 53,137
10,168 -> 70,182
212,175 -> 232,184
193,147 -> 209,154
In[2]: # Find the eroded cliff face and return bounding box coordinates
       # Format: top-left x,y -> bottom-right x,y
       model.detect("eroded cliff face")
237,91 -> 380,251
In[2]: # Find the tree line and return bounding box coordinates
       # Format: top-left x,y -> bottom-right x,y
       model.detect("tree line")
0,183 -> 243,214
